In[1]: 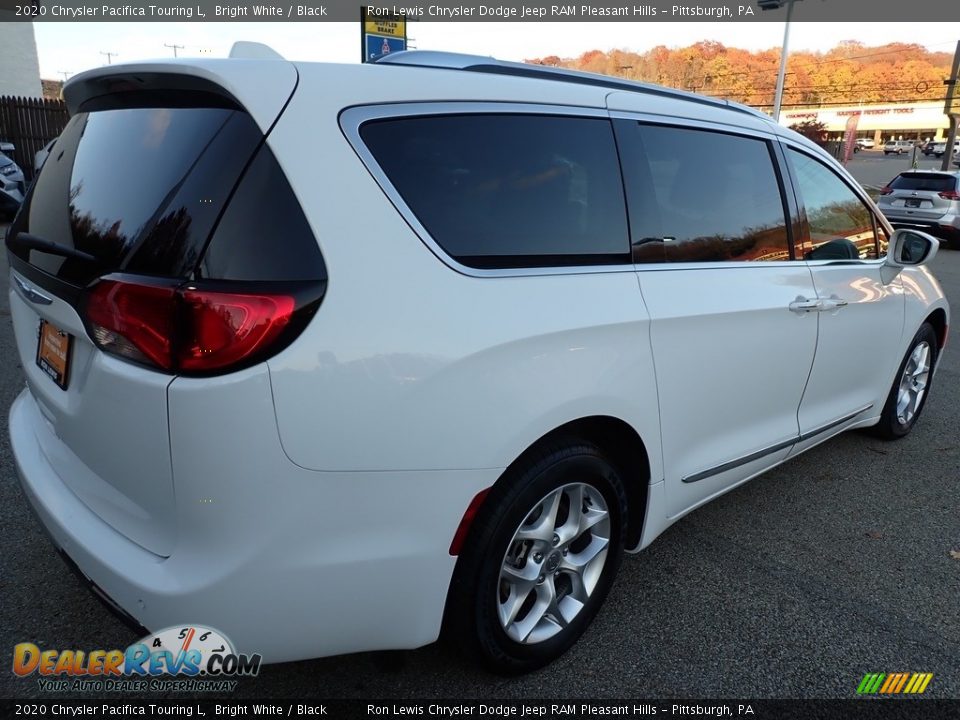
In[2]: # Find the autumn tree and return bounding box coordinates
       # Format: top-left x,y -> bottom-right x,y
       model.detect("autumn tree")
528,42 -> 952,110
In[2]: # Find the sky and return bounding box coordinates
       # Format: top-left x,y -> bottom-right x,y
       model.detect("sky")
31,22 -> 960,80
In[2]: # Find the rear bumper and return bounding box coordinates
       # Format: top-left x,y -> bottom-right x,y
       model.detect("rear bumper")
10,385 -> 498,662
883,214 -> 960,240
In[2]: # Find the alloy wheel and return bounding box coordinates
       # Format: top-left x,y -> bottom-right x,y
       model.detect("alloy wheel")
497,482 -> 610,644
896,341 -> 931,425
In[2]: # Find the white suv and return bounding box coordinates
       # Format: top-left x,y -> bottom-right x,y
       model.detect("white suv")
5,48 -> 949,674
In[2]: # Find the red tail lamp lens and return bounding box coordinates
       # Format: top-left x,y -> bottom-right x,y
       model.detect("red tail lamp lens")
85,279 -> 296,374
179,290 -> 295,372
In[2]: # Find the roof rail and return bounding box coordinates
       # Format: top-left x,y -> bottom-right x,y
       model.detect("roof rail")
375,50 -> 770,121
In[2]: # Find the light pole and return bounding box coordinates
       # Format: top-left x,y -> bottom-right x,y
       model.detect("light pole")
759,0 -> 803,122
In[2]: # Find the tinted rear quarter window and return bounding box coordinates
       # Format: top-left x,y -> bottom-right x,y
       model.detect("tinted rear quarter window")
360,114 -> 630,268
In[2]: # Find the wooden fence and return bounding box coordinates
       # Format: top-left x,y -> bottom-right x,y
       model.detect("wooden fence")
0,96 -> 69,181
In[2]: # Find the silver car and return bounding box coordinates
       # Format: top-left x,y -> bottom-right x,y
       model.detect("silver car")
877,170 -> 960,247
883,140 -> 914,155
0,142 -> 26,221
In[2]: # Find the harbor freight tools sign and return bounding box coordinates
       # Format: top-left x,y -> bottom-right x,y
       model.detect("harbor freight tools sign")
0,0 -> 954,22
361,6 -> 407,62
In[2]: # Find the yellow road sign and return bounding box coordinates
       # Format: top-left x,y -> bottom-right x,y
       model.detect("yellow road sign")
365,19 -> 405,38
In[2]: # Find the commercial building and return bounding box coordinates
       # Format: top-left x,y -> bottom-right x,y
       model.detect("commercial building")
779,101 -> 952,145
0,17 -> 43,98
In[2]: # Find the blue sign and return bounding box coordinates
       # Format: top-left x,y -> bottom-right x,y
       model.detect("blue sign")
365,35 -> 406,62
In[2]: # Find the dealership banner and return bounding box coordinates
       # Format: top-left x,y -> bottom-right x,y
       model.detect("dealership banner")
2,699 -> 959,719
0,0 -> 957,22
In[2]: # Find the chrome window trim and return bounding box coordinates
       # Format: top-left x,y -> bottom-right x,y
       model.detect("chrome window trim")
341,102 -> 875,277
339,102 -> 634,279
607,110 -> 782,142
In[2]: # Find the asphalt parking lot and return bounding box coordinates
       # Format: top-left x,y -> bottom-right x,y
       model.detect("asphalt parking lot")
1,213 -> 958,701
844,149 -> 958,193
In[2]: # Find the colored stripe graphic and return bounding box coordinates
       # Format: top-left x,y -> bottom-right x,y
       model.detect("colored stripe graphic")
879,674 -> 897,693
858,673 -> 932,694
893,673 -> 910,693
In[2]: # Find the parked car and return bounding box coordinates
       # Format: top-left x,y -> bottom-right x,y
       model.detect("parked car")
33,138 -> 56,177
856,138 -> 875,149
5,48 -> 949,675
883,140 -> 914,155
931,138 -> 960,158
0,142 -> 26,220
922,140 -> 938,156
877,170 -> 960,248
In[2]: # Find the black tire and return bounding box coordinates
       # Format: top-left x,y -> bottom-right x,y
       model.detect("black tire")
445,440 -> 627,675
872,323 -> 938,440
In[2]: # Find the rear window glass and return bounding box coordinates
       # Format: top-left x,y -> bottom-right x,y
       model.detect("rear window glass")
360,114 -> 630,268
618,123 -> 790,263
889,174 -> 957,192
8,104 -> 263,285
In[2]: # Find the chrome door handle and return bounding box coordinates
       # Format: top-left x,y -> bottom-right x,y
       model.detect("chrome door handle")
788,296 -> 820,313
819,295 -> 849,311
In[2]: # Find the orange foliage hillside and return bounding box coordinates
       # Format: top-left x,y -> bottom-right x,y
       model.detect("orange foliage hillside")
528,42 -> 952,108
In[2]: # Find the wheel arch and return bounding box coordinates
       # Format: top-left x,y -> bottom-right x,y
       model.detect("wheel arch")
486,416 -> 651,551
924,307 -> 948,353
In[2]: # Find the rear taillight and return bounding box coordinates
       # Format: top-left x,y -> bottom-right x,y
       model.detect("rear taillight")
938,190 -> 960,200
179,289 -> 295,372
86,281 -> 176,369
879,186 -> 893,196
84,277 -> 307,374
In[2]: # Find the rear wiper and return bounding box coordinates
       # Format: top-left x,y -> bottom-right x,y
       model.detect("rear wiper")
8,231 -> 97,263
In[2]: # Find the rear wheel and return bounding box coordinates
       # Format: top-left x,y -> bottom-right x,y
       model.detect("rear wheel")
446,440 -> 627,674
873,323 -> 938,440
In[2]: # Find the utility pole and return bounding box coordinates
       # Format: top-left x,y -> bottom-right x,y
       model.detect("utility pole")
940,40 -> 960,171
164,43 -> 184,58
57,71 -> 71,82
100,51 -> 117,65
758,0 -> 803,122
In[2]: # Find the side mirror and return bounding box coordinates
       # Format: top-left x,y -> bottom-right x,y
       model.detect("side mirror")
885,228 -> 939,268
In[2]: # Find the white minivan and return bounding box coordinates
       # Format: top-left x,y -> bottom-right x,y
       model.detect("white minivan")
6,48 -> 949,674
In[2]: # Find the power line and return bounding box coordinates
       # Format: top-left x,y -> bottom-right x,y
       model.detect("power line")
752,96 -> 953,109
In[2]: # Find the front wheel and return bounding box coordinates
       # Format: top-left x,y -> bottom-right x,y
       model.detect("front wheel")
445,441 -> 627,674
873,323 -> 938,440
